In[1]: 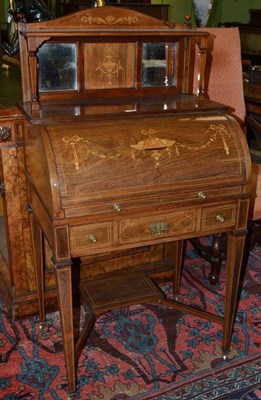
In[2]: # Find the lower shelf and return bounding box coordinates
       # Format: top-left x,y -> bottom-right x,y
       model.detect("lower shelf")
79,270 -> 164,315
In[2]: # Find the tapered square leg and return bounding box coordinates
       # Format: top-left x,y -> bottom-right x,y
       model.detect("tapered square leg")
222,230 -> 247,356
172,240 -> 184,301
55,262 -> 76,395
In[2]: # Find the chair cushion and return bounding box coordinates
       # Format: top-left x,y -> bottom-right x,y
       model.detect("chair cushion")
196,27 -> 246,124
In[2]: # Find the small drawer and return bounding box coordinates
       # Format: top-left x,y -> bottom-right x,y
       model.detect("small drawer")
119,210 -> 197,245
201,204 -> 237,231
70,222 -> 113,255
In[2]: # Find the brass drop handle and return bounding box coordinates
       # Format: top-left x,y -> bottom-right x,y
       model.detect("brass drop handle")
198,191 -> 207,200
113,203 -> 122,212
149,221 -> 169,235
88,234 -> 97,243
216,214 -> 225,223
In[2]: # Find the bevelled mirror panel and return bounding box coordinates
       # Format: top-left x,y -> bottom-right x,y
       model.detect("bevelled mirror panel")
38,43 -> 77,92
142,42 -> 177,87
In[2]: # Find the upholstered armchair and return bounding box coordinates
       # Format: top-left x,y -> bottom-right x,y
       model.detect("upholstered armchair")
196,27 -> 246,124
191,27 -> 261,281
198,27 -> 260,218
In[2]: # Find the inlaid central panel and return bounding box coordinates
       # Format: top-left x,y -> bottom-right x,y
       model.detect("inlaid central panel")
84,42 -> 137,89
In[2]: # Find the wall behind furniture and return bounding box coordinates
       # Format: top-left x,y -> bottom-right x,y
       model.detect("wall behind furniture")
0,0 -> 9,31
221,0 -> 261,24
153,0 -> 261,25
1,1 -> 261,30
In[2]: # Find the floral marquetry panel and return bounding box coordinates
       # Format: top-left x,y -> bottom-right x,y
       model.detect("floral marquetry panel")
84,43 -> 136,90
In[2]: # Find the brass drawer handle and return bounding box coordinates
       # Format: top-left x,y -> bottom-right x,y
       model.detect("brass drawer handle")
88,234 -> 97,243
198,191 -> 207,200
216,214 -> 225,223
113,203 -> 122,212
149,221 -> 169,235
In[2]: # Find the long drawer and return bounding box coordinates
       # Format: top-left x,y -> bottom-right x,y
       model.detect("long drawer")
119,209 -> 197,245
69,202 -> 238,256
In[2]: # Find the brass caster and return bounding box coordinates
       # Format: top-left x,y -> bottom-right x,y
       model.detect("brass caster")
68,393 -> 76,399
209,273 -> 219,285
39,322 -> 46,330
222,352 -> 228,360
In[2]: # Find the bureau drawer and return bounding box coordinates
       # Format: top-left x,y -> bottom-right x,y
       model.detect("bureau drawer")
119,210 -> 197,245
201,204 -> 237,231
70,222 -> 113,255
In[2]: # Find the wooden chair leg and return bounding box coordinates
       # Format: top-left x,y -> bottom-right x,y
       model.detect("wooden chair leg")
209,233 -> 226,285
189,234 -> 226,285
172,240 -> 184,301
241,219 -> 261,280
246,219 -> 261,251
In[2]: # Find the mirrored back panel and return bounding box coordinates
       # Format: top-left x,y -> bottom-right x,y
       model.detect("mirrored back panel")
18,6 -> 209,110
142,42 -> 178,88
37,40 -> 180,93
38,43 -> 77,92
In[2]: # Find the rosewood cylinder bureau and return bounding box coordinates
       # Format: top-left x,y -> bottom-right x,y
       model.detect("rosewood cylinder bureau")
17,6 -> 251,396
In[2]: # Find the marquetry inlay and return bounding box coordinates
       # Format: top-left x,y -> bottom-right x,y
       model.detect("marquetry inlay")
0,126 -> 12,142
81,15 -> 140,26
95,48 -> 124,85
62,135 -> 129,171
62,124 -> 230,170
130,124 -> 230,165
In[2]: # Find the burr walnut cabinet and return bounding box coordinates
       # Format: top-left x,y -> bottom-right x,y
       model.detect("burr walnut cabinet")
14,6 -> 252,396
0,107 -> 36,319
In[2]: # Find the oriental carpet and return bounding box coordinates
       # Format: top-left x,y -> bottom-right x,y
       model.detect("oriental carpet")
0,242 -> 260,400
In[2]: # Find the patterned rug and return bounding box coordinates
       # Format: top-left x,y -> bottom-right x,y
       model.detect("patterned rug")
0,243 -> 260,400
